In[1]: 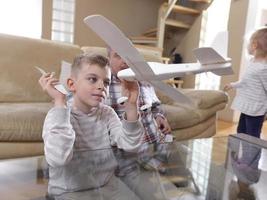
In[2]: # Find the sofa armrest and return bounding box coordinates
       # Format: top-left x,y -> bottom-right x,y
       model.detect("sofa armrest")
181,89 -> 229,109
156,89 -> 229,109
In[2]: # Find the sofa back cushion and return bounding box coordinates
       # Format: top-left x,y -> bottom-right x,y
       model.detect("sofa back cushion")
0,33 -> 82,102
81,45 -> 163,62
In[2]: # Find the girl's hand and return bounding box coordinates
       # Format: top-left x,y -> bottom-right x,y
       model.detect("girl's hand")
223,84 -> 233,92
38,73 -> 66,107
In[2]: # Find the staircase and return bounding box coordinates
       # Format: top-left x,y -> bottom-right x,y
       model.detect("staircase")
130,0 -> 213,57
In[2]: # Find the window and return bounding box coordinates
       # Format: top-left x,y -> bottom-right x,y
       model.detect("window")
51,0 -> 75,43
0,0 -> 42,38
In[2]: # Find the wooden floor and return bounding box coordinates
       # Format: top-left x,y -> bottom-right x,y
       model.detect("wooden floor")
216,120 -> 267,140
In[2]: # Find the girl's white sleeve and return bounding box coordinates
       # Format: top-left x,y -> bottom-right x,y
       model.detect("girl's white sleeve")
107,108 -> 143,152
42,107 -> 75,167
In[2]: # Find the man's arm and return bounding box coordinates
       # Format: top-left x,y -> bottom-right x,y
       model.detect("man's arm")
142,83 -> 171,134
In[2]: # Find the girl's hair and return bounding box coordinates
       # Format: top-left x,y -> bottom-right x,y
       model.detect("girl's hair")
250,27 -> 267,57
71,53 -> 109,75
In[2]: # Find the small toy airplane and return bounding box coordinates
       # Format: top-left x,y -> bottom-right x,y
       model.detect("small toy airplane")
35,66 -> 69,95
84,15 -> 233,106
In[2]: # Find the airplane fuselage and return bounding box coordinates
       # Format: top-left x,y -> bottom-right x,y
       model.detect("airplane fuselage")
117,61 -> 232,81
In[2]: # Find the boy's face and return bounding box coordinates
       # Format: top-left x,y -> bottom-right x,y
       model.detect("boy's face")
109,49 -> 129,76
68,63 -> 110,113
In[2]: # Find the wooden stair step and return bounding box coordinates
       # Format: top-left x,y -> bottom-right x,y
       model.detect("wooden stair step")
189,0 -> 211,3
163,3 -> 200,15
165,19 -> 190,29
130,36 -> 157,44
143,28 -> 157,37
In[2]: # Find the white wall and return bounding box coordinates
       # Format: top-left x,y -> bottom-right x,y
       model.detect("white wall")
73,0 -> 164,47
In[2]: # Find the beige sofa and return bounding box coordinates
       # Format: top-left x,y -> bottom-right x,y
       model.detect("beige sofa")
0,33 -> 228,159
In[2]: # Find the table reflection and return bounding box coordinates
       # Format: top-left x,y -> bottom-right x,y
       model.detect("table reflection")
40,135 -> 267,200
46,144 -> 200,200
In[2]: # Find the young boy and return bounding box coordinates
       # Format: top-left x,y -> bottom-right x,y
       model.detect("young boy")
39,53 -> 143,199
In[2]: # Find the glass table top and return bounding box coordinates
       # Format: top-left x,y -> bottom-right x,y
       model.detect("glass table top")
0,134 -> 266,200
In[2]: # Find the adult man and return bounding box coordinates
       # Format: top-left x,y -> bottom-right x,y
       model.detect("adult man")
106,47 -> 172,170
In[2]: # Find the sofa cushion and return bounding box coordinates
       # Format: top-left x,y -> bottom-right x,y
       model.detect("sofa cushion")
0,142 -> 44,159
0,103 -> 52,142
81,45 -> 163,62
157,89 -> 228,109
182,89 -> 229,109
161,104 -> 200,130
197,102 -> 229,122
81,46 -> 108,57
172,115 -> 216,141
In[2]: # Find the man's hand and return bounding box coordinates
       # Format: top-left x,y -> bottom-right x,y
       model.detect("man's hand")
38,73 -> 66,107
155,115 -> 171,134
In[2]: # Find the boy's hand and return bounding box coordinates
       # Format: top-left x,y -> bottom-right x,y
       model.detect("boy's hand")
223,84 -> 233,92
121,80 -> 139,105
121,80 -> 139,121
38,73 -> 66,107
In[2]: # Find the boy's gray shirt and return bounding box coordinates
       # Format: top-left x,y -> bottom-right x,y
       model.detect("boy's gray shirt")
42,104 -> 143,195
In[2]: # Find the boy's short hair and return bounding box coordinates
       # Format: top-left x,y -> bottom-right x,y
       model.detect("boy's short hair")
71,53 -> 109,75
251,27 -> 267,57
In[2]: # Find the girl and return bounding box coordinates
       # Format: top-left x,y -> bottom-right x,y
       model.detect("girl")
224,27 -> 267,138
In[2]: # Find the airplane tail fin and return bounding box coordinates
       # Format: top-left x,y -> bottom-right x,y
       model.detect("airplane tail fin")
210,31 -> 228,58
193,31 -> 229,65
193,47 -> 233,76
193,31 -> 233,76
193,47 -> 227,65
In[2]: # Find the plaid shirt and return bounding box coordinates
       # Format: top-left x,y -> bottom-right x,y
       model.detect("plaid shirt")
106,74 -> 167,144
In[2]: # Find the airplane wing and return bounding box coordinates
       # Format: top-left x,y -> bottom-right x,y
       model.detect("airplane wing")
83,15 -> 155,79
84,15 -> 194,105
118,57 -> 232,81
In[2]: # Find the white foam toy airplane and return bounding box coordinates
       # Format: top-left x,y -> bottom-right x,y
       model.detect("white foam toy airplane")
84,15 -> 233,106
35,66 -> 69,95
